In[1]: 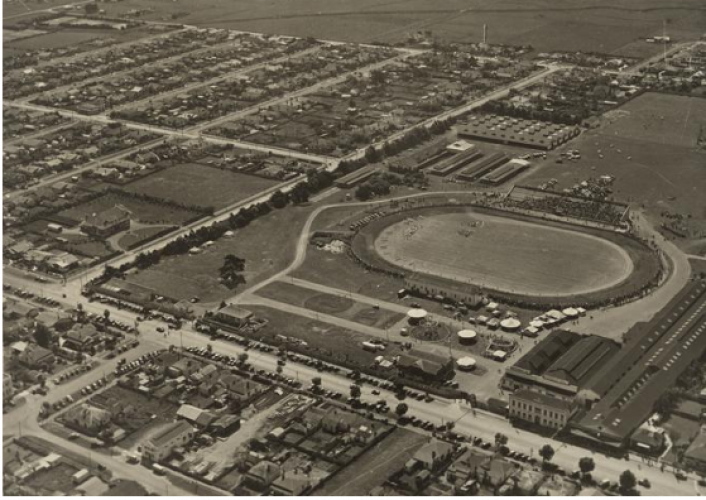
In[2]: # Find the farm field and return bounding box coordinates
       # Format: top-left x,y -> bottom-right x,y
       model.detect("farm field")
6,30 -> 112,50
374,211 -> 634,296
123,163 -> 279,210
92,0 -> 706,52
256,281 -> 406,329
125,204 -> 316,304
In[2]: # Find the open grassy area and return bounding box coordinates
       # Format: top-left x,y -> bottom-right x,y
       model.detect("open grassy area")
256,281 -> 406,329
93,0 -> 706,52
314,428 -> 428,495
126,204 -> 315,304
524,93 -> 706,252
59,192 -> 202,226
123,163 -> 279,210
246,304 -> 403,367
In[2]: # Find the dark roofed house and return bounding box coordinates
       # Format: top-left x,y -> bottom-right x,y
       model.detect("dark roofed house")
398,348 -> 454,381
271,472 -> 312,496
176,404 -> 215,428
82,206 -> 130,238
245,460 -> 282,491
685,429 -> 706,474
64,323 -> 102,352
411,439 -> 455,471
18,344 -> 55,370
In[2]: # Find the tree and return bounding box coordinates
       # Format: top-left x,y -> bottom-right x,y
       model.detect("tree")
539,444 -> 555,463
312,376 -> 322,388
269,190 -> 289,209
395,403 -> 409,418
219,254 -> 246,290
579,457 -> 595,476
619,470 -> 637,493
495,432 -> 509,447
103,309 -> 111,322
207,344 -> 213,353
237,352 -> 249,365
33,323 -> 53,349
350,384 -> 361,400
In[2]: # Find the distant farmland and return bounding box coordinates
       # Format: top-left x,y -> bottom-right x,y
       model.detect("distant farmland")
95,0 -> 706,54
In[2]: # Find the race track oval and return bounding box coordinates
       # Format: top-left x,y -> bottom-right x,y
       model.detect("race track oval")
374,211 -> 635,297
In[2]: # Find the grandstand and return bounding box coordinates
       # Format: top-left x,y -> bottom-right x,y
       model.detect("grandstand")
505,185 -> 630,227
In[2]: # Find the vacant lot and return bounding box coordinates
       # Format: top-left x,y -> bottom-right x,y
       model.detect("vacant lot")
7,30 -> 109,50
123,163 -> 279,210
601,93 -> 706,149
257,281 -> 405,329
127,204 -> 315,304
374,210 -> 634,296
314,428 -> 427,495
246,305 -> 402,367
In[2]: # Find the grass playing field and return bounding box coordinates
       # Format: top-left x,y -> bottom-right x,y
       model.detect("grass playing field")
123,163 -> 279,210
374,211 -> 634,296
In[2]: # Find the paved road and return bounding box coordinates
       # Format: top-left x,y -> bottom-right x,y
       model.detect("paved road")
3,277 -> 698,496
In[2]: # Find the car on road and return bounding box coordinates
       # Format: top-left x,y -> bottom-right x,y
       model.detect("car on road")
638,479 -> 651,489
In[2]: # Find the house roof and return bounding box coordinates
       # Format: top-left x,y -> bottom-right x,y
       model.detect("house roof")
686,431 -> 706,464
149,421 -> 194,447
18,344 -> 53,365
216,304 -> 253,321
176,404 -> 215,427
67,323 -> 99,343
247,460 -> 281,484
84,206 -> 130,228
413,439 -> 455,465
398,348 -> 452,377
511,330 -> 581,376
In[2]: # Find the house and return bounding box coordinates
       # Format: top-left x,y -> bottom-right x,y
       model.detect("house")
220,374 -> 266,407
630,425 -> 667,455
176,404 -> 215,428
63,403 -> 112,435
212,304 -> 253,328
410,439 -> 455,471
684,429 -> 706,474
64,323 -> 102,352
271,471 -> 312,496
509,389 -> 576,430
166,358 -> 201,378
17,344 -> 55,370
141,421 -> 195,463
4,374 -> 14,402
81,206 -> 130,238
398,348 -> 455,381
47,253 -> 80,273
245,461 -> 282,490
